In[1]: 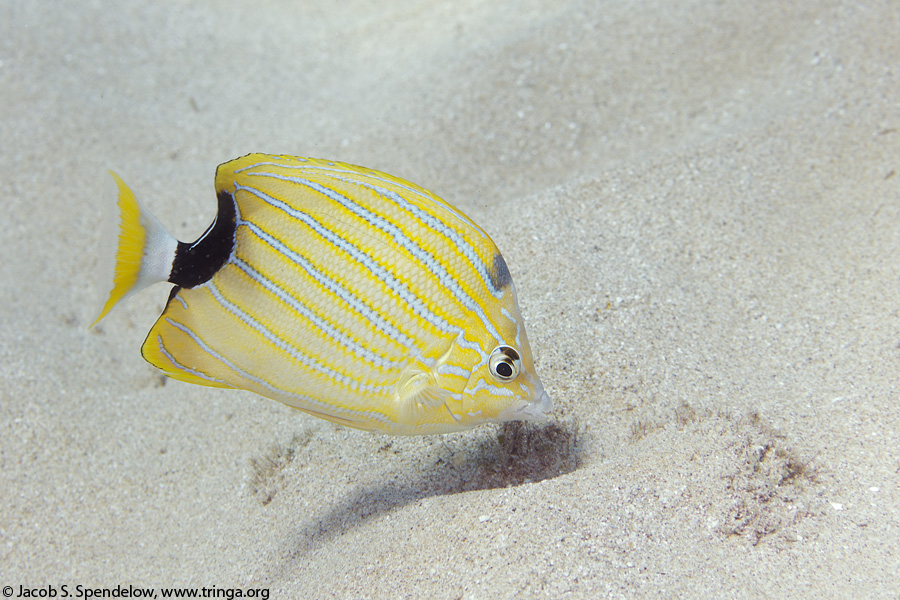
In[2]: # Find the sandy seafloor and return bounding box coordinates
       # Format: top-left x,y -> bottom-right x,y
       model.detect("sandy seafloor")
2,1 -> 899,597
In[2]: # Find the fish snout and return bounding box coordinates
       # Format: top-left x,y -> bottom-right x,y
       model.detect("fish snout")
523,385 -> 553,420
497,382 -> 552,423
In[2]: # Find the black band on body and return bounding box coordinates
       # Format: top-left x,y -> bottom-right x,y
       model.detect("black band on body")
168,191 -> 236,288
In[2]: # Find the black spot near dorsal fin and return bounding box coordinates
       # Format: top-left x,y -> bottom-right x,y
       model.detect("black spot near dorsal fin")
489,253 -> 512,290
168,191 -> 236,288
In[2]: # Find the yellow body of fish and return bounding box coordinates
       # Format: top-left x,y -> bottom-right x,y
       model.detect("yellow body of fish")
95,154 -> 551,434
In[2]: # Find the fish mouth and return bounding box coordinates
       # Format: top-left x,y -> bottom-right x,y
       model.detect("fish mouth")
498,382 -> 553,423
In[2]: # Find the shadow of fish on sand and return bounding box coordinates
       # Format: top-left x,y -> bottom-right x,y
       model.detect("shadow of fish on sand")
287,419 -> 586,554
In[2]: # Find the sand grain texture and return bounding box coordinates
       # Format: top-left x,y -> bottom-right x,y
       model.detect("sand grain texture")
1,1 -> 898,598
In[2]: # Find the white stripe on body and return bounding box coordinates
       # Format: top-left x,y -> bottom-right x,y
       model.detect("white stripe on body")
235,183 -> 456,336
155,334 -> 224,385
207,280 -> 395,395
247,166 -> 499,298
162,317 -> 391,427
231,256 -> 403,371
239,218 -> 419,352
238,174 -> 506,346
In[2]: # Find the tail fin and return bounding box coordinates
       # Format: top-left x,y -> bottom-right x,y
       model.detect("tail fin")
91,171 -> 179,327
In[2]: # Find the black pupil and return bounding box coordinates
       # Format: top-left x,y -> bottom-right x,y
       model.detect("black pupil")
496,361 -> 513,378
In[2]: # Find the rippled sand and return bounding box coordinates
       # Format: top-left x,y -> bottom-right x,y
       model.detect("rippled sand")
2,1 -> 898,597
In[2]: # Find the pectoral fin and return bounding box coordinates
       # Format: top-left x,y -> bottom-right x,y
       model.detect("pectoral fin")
398,372 -> 451,408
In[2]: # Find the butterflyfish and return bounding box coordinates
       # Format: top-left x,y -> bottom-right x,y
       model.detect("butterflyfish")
94,154 -> 552,435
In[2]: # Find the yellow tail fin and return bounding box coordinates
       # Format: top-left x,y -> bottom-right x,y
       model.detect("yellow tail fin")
91,171 -> 177,327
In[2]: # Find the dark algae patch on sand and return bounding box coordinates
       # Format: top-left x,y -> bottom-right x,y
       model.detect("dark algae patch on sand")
718,413 -> 818,546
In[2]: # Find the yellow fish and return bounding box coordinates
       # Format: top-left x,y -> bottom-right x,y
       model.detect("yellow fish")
94,154 -> 551,434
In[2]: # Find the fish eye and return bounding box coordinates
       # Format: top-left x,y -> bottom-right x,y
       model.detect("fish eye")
489,346 -> 521,382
